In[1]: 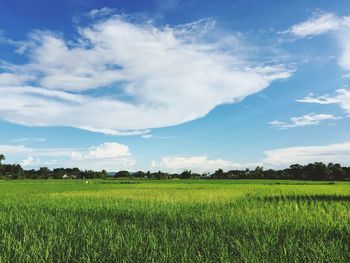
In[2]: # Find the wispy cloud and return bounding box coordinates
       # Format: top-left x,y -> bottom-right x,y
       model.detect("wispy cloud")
263,141 -> 350,167
297,89 -> 350,116
0,12 -> 292,135
12,137 -> 46,143
141,134 -> 176,139
283,12 -> 343,38
283,12 -> 350,74
0,73 -> 35,86
269,113 -> 341,129
151,155 -> 258,173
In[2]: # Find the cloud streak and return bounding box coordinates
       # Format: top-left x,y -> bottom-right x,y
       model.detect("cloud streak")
283,13 -> 343,38
297,89 -> 350,116
151,155 -> 254,173
269,113 -> 341,129
263,141 -> 350,167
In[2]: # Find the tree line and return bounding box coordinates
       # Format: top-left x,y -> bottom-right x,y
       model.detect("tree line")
0,154 -> 107,179
113,162 -> 350,180
0,154 -> 349,180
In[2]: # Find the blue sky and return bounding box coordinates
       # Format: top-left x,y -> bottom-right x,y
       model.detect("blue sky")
0,0 -> 350,172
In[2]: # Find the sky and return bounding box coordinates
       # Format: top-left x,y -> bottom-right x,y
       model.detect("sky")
0,0 -> 350,172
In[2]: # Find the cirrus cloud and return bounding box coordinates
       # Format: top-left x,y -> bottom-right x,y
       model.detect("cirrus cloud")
269,113 -> 341,129
283,12 -> 343,38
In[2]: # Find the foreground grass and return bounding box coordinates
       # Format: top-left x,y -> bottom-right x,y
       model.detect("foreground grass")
0,180 -> 349,262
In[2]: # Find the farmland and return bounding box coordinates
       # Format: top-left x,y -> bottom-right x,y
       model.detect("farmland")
0,179 -> 349,262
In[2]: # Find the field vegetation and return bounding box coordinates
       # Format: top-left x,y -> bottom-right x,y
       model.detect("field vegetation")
0,179 -> 349,262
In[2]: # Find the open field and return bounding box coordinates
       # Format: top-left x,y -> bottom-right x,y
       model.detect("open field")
0,179 -> 349,262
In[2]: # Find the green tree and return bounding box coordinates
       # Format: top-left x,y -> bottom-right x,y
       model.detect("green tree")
38,167 -> 50,179
289,164 -> 304,179
180,170 -> 192,179
328,163 -> 345,180
253,166 -> 264,179
0,154 -> 5,177
212,169 -> 225,179
101,169 -> 108,178
114,170 -> 130,178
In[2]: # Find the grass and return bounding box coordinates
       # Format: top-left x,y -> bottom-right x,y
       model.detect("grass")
0,179 -> 349,262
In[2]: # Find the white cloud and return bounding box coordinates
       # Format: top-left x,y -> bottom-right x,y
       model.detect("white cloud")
69,142 -> 134,171
12,137 -> 46,143
338,20 -> 350,72
263,141 -> 350,167
284,12 -> 350,74
152,140 -> 350,172
78,127 -> 151,136
87,7 -> 115,18
297,89 -> 350,116
141,134 -> 176,139
0,142 -> 134,171
269,113 -> 341,129
284,13 -> 342,38
0,14 -> 292,134
20,156 -> 38,167
0,144 -> 77,157
0,145 -> 33,155
70,142 -> 130,160
0,73 -> 34,86
151,155 -> 256,173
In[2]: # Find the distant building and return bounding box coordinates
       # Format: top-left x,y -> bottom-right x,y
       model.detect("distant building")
62,174 -> 69,179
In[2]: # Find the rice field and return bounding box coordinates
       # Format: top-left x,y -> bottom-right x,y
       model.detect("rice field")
0,179 -> 349,262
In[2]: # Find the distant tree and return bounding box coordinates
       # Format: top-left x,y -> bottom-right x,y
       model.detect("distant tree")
252,166 -> 264,179
343,167 -> 350,179
289,164 -> 304,179
264,169 -> 279,179
2,164 -> 24,179
133,171 -> 146,178
153,171 -> 168,179
24,169 -> 37,179
101,170 -> 108,178
114,170 -> 130,178
190,173 -> 201,179
328,163 -> 345,180
304,162 -> 330,180
0,154 -> 4,176
38,167 -> 50,179
180,170 -> 192,179
52,168 -> 64,179
212,169 -> 225,179
0,154 -> 5,164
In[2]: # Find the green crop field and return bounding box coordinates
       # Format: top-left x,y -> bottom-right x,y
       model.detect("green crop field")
0,179 -> 349,262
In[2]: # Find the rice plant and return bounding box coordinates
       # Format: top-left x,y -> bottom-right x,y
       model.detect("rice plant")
0,179 -> 349,262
